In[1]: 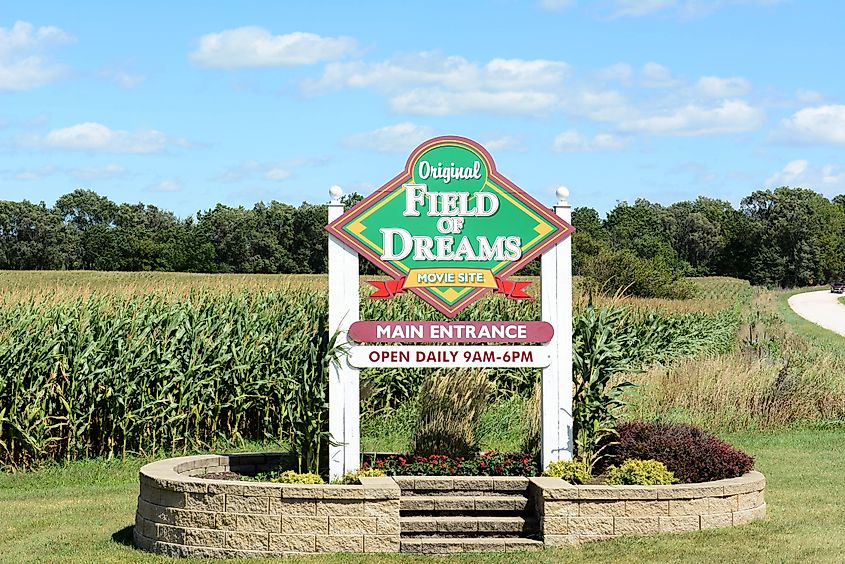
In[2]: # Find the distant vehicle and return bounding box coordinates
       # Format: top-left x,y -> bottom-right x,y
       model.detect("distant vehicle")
831,281 -> 845,294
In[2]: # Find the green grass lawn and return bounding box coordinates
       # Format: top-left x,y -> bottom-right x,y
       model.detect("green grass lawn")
2,428 -> 844,563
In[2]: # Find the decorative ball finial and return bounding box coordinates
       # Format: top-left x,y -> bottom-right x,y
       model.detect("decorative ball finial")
556,186 -> 570,205
329,185 -> 343,204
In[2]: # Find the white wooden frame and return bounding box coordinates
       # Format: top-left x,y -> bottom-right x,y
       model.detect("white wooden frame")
327,185 -> 573,480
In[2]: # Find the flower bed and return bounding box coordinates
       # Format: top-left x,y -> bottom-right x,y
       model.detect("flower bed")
364,450 -> 536,476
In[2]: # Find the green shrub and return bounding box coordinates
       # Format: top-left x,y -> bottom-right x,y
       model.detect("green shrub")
582,249 -> 697,300
410,369 -> 491,459
543,459 -> 591,484
267,470 -> 324,484
336,468 -> 385,484
605,459 -> 676,485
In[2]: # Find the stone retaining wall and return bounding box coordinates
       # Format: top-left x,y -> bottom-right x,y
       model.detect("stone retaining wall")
529,471 -> 766,545
134,453 -> 766,556
134,454 -> 400,557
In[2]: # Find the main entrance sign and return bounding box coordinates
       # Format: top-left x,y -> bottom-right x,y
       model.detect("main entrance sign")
326,136 -> 574,317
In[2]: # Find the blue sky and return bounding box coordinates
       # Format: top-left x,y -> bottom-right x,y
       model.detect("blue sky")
1,0 -> 843,217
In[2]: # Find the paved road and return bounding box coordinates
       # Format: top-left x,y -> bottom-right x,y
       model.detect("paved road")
788,290 -> 845,337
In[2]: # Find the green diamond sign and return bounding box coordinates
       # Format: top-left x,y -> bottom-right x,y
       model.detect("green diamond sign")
326,136 -> 574,317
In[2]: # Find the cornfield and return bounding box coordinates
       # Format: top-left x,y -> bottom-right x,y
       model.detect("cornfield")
0,273 -> 744,469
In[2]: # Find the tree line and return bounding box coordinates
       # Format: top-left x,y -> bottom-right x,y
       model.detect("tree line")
1,187 -> 843,290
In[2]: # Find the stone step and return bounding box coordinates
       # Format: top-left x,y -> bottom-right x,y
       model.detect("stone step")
400,494 -> 531,513
401,515 -> 538,535
400,537 -> 544,554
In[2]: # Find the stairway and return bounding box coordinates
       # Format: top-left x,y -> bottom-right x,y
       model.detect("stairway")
394,476 -> 543,554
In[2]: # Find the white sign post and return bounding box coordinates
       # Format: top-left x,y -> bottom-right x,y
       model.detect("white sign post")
540,187 -> 574,467
327,185 -> 360,481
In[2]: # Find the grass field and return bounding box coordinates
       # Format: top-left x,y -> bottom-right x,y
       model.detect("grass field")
1,427 -> 843,563
1,271 -> 842,561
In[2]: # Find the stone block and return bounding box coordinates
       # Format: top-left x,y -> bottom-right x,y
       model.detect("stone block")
206,482 -> 243,496
377,516 -> 401,535
226,494 -> 269,514
155,523 -> 185,544
452,476 -> 493,491
669,497 -> 710,516
579,500 -> 626,516
474,496 -> 529,512
738,491 -> 764,511
316,499 -> 363,516
709,495 -> 739,514
542,516 -> 570,535
614,516 -> 659,535
658,484 -> 725,500
700,512 -> 733,529
438,519 -> 477,533
400,517 -> 436,534
540,500 -> 578,516
241,484 -> 281,498
580,486 -> 658,500
281,485 -> 324,499
364,535 -> 400,553
315,534 -> 364,553
362,487 -> 398,500
568,517 -> 614,536
543,534 -> 578,546
329,516 -> 378,535
226,531 -> 269,550
462,538 -> 507,552
434,496 -> 475,511
236,514 -> 281,533
322,486 -> 366,500
414,477 -> 454,491
390,476 -> 415,490
400,497 -> 434,511
659,515 -> 700,533
364,499 -> 399,518
733,503 -> 766,525
723,472 -> 765,495
215,513 -> 237,530
268,534 -> 316,553
269,498 -> 316,516
185,492 -> 224,512
171,509 -> 215,529
492,476 -> 529,492
626,500 -> 669,516
504,539 -> 544,552
184,527 -> 226,547
542,487 -> 580,501
283,516 -> 328,535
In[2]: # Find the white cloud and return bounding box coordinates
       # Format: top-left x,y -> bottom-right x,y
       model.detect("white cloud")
343,123 -> 435,153
151,179 -> 182,193
0,21 -> 74,91
480,135 -> 524,152
611,0 -> 677,18
70,164 -> 128,181
766,160 -> 845,192
303,53 -> 570,115
539,0 -> 576,10
617,99 -> 764,135
641,62 -> 681,88
99,67 -> 145,89
553,129 -> 628,152
30,122 -> 184,153
3,165 -> 58,181
694,76 -> 751,98
190,27 -> 356,69
774,104 -> 845,145
213,159 -> 311,183
795,89 -> 823,105
596,63 -> 634,85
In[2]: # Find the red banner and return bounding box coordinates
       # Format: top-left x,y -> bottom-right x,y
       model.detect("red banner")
368,276 -> 532,300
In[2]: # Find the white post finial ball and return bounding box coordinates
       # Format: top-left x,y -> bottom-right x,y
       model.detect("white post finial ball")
556,186 -> 570,205
329,185 -> 343,203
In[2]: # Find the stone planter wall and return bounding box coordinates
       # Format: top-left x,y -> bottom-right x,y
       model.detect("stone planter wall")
529,471 -> 766,545
134,453 -> 766,556
134,454 -> 400,558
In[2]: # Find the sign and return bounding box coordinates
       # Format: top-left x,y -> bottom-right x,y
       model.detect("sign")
348,320 -> 554,344
348,345 -> 550,368
326,136 -> 574,318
